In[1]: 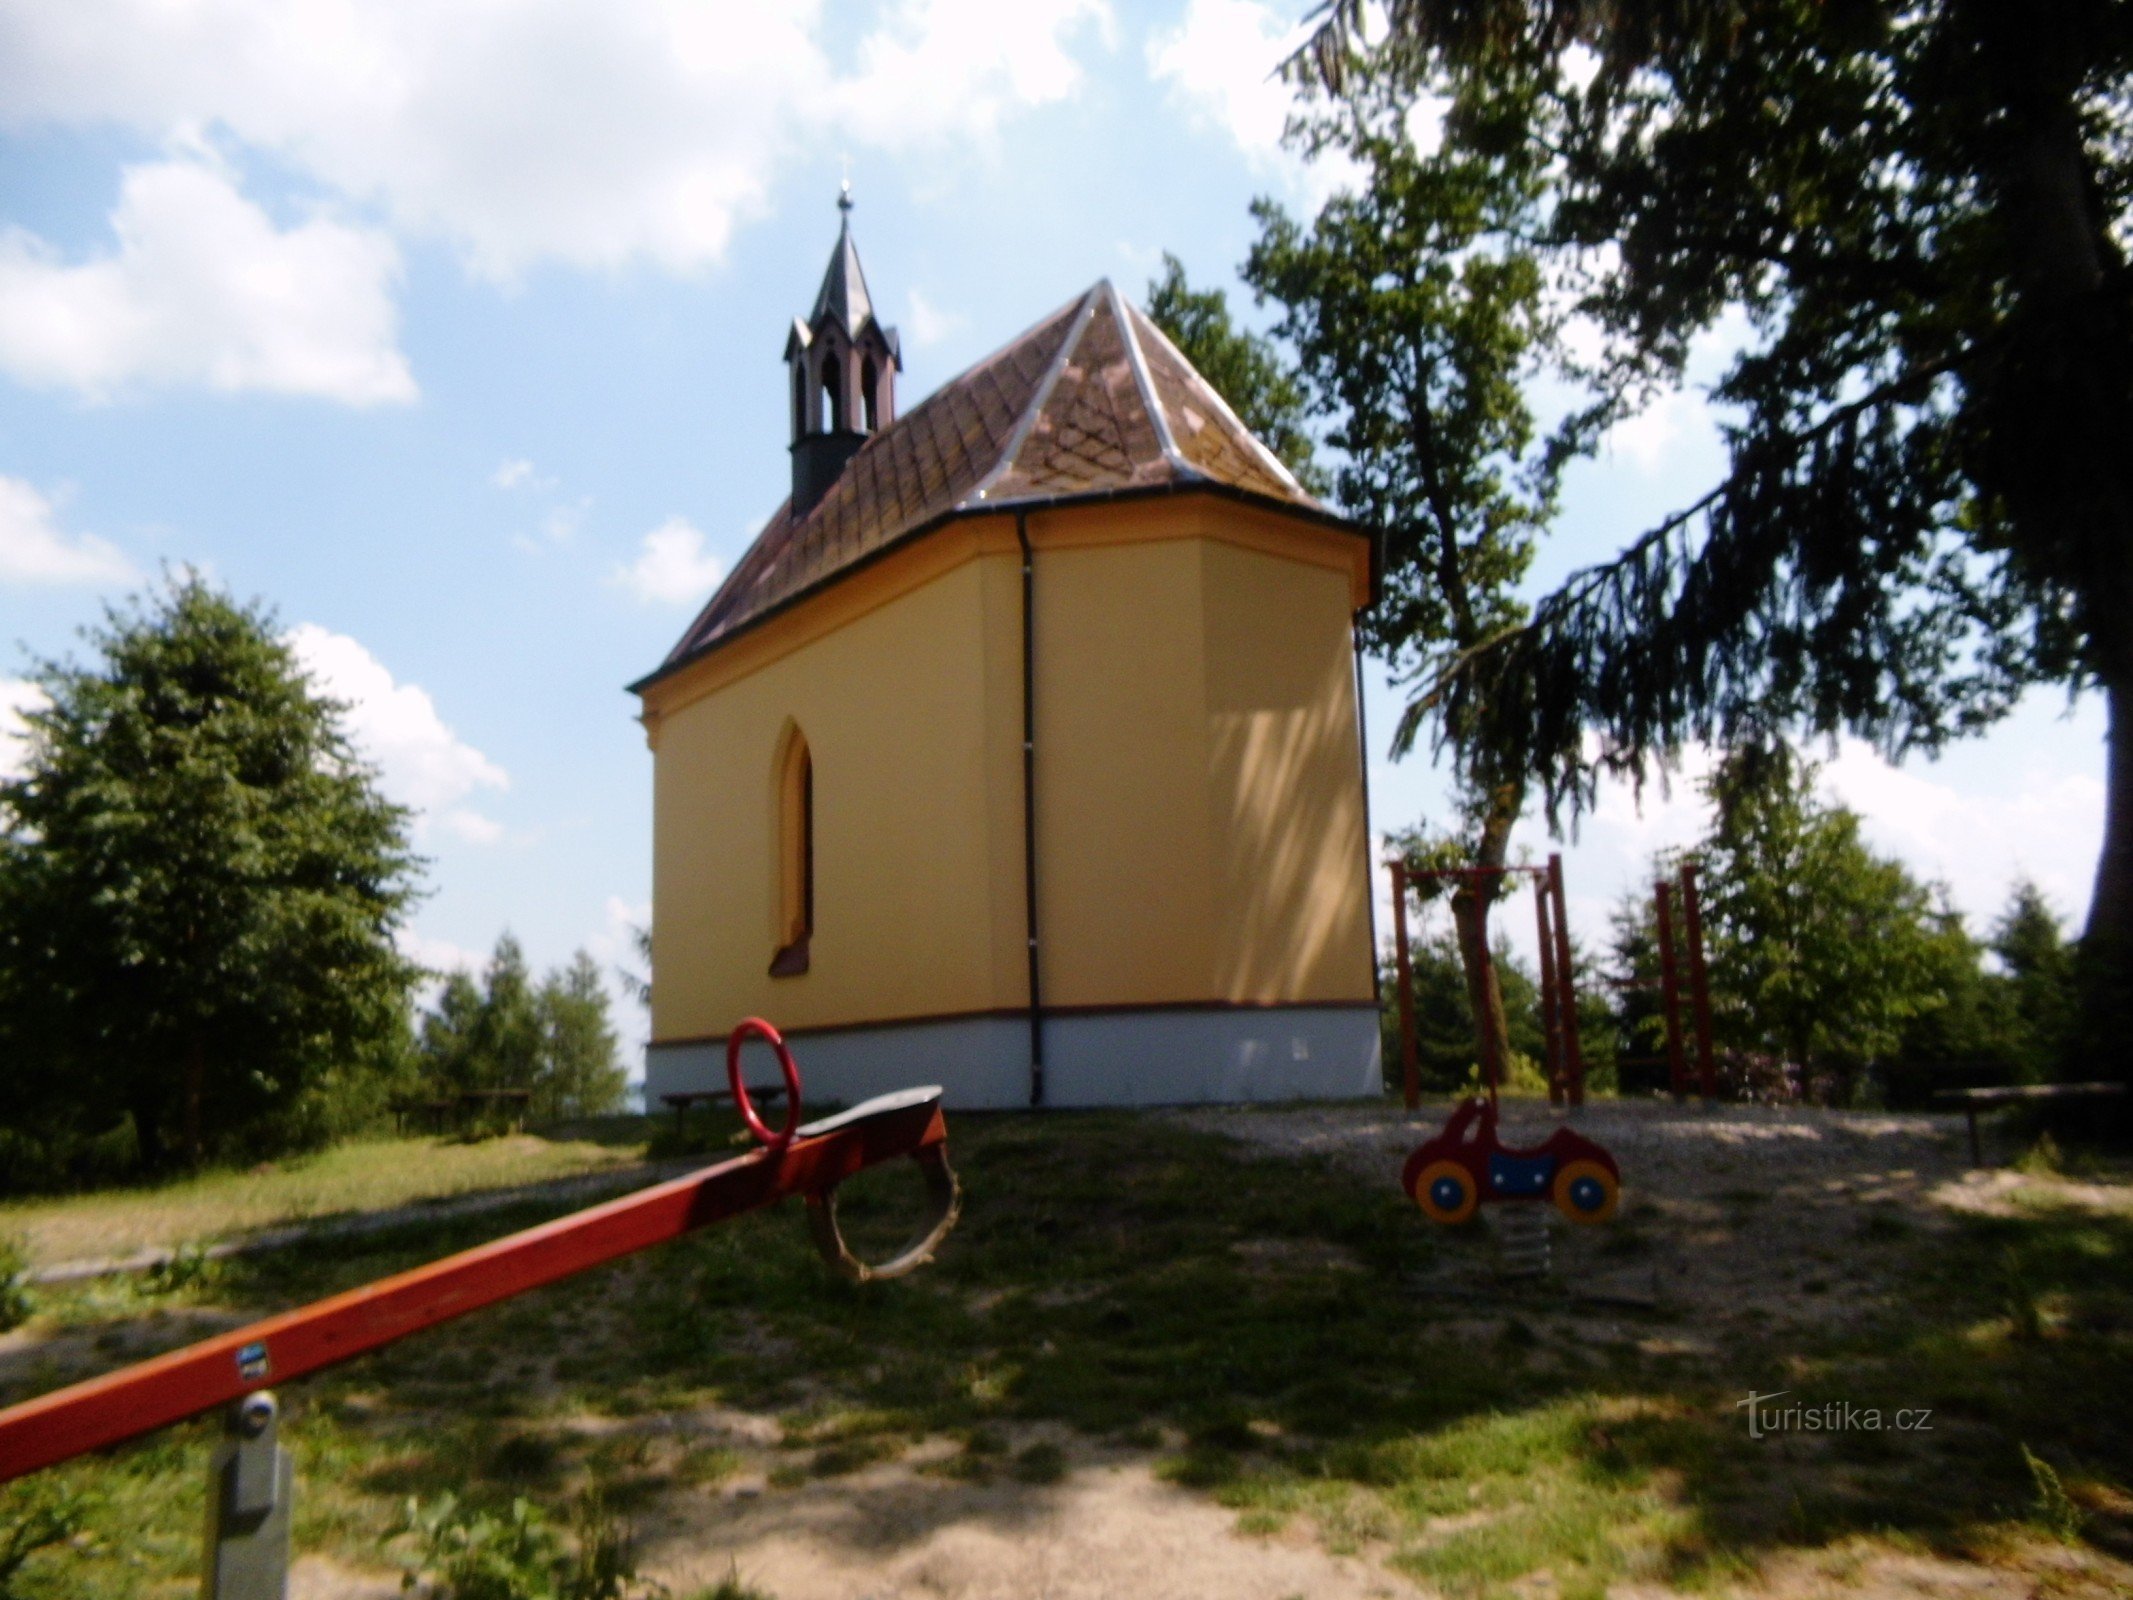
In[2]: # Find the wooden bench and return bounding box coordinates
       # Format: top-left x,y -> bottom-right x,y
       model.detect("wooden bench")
454,1088 -> 534,1132
1933,1082 -> 2128,1165
389,1097 -> 457,1135
661,1086 -> 785,1140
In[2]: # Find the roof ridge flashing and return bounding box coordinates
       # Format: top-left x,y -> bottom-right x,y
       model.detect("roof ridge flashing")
1126,300 -> 1313,502
1107,280 -> 1199,483
961,283 -> 1104,507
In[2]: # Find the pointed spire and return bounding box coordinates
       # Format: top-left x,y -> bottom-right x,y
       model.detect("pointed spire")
787,183 -> 901,517
810,183 -> 873,340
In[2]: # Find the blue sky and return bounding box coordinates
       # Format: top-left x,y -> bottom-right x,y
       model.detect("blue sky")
0,1 -> 2107,1069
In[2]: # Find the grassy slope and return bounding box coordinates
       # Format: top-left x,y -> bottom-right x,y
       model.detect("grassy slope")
0,1120 -> 648,1269
1,1111 -> 2128,1598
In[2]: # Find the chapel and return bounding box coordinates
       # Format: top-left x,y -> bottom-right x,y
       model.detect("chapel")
632,195 -> 1382,1109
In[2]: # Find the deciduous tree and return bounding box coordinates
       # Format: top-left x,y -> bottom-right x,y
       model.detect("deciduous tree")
1293,0 -> 2133,1071
1245,54 -> 1592,1069
1144,254 -> 1328,495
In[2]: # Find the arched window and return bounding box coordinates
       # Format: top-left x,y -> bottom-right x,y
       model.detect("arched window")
821,360 -> 842,433
861,357 -> 879,431
770,726 -> 813,976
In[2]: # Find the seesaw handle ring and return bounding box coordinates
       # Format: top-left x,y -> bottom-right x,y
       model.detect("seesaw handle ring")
806,1143 -> 963,1283
725,1016 -> 802,1152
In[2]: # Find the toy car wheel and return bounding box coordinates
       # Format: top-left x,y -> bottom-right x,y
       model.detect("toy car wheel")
1415,1159 -> 1479,1224
1552,1159 -> 1618,1224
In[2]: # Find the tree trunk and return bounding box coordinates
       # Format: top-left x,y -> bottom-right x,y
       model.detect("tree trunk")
183,1035 -> 205,1166
1973,4 -> 2133,1085
1450,779 -> 1520,1089
2083,672 -> 2133,1082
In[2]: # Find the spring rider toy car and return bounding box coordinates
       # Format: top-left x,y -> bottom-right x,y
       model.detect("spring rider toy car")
1402,1095 -> 1620,1225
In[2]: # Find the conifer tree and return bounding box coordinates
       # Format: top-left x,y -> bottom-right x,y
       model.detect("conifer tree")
0,577 -> 422,1168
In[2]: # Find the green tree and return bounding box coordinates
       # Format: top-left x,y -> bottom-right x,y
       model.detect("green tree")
465,935 -> 544,1094
416,937 -> 625,1120
1989,880 -> 2080,1081
1248,54 -> 1590,1071
1292,0 -> 2133,1071
1143,254 -> 1327,495
537,951 -> 626,1119
1690,746 -> 1974,1101
417,970 -> 486,1095
0,577 -> 422,1169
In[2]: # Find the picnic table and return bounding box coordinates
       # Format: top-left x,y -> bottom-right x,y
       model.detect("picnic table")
389,1088 -> 535,1136
661,1085 -> 785,1140
1933,1081 -> 2128,1165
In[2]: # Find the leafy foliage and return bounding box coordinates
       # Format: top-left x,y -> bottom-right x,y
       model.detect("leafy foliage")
1247,53 -> 1597,1070
0,577 -> 423,1172
1599,746 -> 2076,1102
416,936 -> 626,1121
1142,254 -> 1328,495
1289,0 -> 2133,1058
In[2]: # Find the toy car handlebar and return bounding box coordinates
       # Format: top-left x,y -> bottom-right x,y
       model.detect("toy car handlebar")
0,1081 -> 957,1484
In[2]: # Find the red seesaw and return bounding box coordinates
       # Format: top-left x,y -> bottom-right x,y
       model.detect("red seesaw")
0,1019 -> 960,1595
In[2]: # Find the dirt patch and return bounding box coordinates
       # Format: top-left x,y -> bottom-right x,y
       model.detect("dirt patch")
1167,1098 -> 2114,1342
638,1441 -> 1417,1600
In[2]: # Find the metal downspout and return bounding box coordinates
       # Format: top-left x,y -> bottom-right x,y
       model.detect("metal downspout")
1018,509 -> 1045,1106
1355,621 -> 1381,1012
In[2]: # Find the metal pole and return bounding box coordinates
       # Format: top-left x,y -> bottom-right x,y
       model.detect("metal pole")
1547,854 -> 1586,1107
1680,863 -> 1719,1101
1469,902 -> 1503,1101
1534,874 -> 1564,1107
204,1391 -> 292,1600
1655,879 -> 1688,1100
1391,861 -> 1419,1111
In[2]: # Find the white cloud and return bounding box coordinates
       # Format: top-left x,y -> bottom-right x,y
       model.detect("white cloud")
1818,736 -> 2103,928
541,497 -> 591,544
0,474 -> 138,584
435,808 -> 507,846
1566,734 -> 2104,932
1147,0 -> 1358,205
833,0 -> 1114,150
284,623 -> 509,842
905,287 -> 966,350
614,516 -> 724,606
0,679 -> 49,782
0,153 -> 414,405
1148,0 -> 1297,161
492,458 -> 538,491
396,927 -> 486,978
0,2 -> 1112,282
1604,388 -> 1697,474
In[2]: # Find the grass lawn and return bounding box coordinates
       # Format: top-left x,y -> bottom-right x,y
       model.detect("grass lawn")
0,1106 -> 2128,1597
0,1118 -> 650,1270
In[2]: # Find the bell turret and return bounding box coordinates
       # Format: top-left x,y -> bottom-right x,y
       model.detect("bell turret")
786,185 -> 901,517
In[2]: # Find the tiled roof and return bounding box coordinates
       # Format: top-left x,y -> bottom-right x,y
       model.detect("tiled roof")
647,280 -> 1330,682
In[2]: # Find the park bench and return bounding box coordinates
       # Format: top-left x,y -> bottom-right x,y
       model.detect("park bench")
661,1085 -> 785,1141
388,1096 -> 455,1135
388,1089 -> 534,1137
452,1087 -> 533,1132
1933,1081 -> 2127,1165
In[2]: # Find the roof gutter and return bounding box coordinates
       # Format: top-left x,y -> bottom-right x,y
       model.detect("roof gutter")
628,477 -> 1380,698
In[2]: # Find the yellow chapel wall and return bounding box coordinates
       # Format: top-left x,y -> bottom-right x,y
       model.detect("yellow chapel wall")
643,543 -> 1025,1045
1201,538 -> 1376,1003
641,493 -> 1375,1046
1028,505 -> 1375,1011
